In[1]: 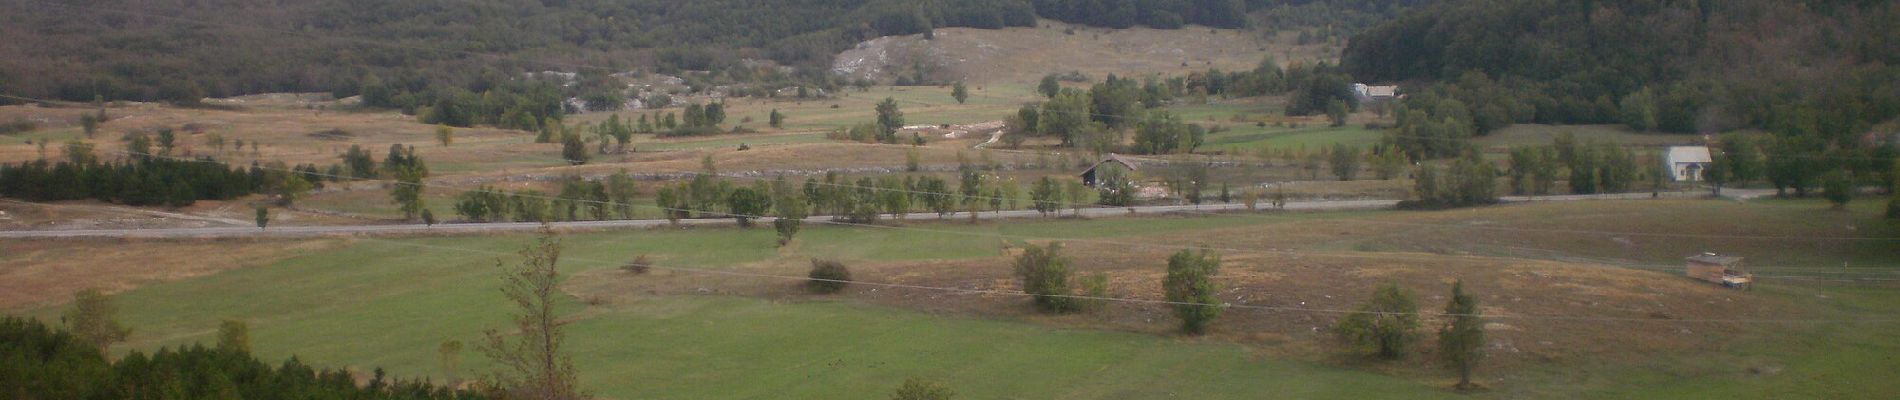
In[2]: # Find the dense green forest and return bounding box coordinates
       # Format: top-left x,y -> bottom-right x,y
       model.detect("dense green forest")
0,316 -> 481,399
1344,0 -> 1900,141
1345,0 -> 1899,197
0,0 -> 1425,104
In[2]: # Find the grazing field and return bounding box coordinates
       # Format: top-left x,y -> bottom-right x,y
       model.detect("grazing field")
12,198 -> 1899,398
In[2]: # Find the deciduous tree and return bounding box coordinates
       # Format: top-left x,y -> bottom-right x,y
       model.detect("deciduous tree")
1014,242 -> 1078,313
1335,283 -> 1420,359
216,319 -> 250,353
1438,280 -> 1485,390
63,288 -> 131,358
876,98 -> 905,144
481,231 -> 583,400
1330,143 -> 1361,181
1164,248 -> 1222,334
772,177 -> 808,246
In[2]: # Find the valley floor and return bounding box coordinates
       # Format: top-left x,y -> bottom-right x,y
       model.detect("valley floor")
7,198 -> 1898,398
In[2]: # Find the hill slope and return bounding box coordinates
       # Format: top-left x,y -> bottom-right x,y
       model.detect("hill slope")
0,0 -> 1427,103
1342,0 -> 1900,138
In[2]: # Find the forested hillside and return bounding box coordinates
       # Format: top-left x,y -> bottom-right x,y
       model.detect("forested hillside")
1344,0 -> 1897,200
1343,0 -> 1900,142
0,0 -> 1425,104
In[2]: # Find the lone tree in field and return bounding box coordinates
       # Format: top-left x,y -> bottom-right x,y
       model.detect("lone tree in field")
725,183 -> 773,228
890,377 -> 956,400
435,125 -> 454,147
1439,280 -> 1486,390
1014,242 -> 1079,313
1823,171 -> 1852,210
1038,74 -> 1062,98
951,81 -> 969,104
769,109 -> 785,129
80,114 -> 100,137
1335,283 -> 1421,360
875,98 -> 905,144
216,319 -> 250,353
1326,99 -> 1349,127
1329,143 -> 1360,181
807,259 -> 852,294
63,288 -> 131,358
480,231 -> 584,400
561,132 -> 589,165
772,177 -> 808,246
391,166 -> 428,221
254,206 -> 269,229
1164,248 -> 1223,334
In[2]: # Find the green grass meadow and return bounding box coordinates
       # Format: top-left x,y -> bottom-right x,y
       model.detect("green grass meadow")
22,219 -> 1462,399
17,201 -> 1900,399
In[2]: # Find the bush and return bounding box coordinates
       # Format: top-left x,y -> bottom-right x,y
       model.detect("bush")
0,118 -> 37,135
1335,283 -> 1421,359
621,255 -> 651,274
1013,242 -> 1080,313
1164,248 -> 1222,334
807,259 -> 851,294
890,377 -> 956,400
0,316 -> 481,398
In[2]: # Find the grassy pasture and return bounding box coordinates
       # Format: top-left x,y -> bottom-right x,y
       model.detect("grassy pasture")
12,198 -> 1900,399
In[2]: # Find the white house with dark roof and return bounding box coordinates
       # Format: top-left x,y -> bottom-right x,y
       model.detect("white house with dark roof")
1665,146 -> 1713,182
1352,83 -> 1398,103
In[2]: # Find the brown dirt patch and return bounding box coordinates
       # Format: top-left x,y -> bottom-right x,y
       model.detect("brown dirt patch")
0,238 -> 342,311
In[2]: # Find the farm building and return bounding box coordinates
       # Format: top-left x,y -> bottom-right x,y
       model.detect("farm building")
1664,146 -> 1713,182
1352,83 -> 1399,103
1080,154 -> 1139,187
1685,253 -> 1751,288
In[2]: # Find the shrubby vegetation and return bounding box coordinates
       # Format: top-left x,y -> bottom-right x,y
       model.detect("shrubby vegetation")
1401,155 -> 1496,210
453,172 -> 637,223
2,314 -> 478,398
0,156 -> 266,207
1014,242 -> 1081,313
1164,248 -> 1222,334
1334,283 -> 1420,359
889,377 -> 956,400
807,259 -> 853,294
